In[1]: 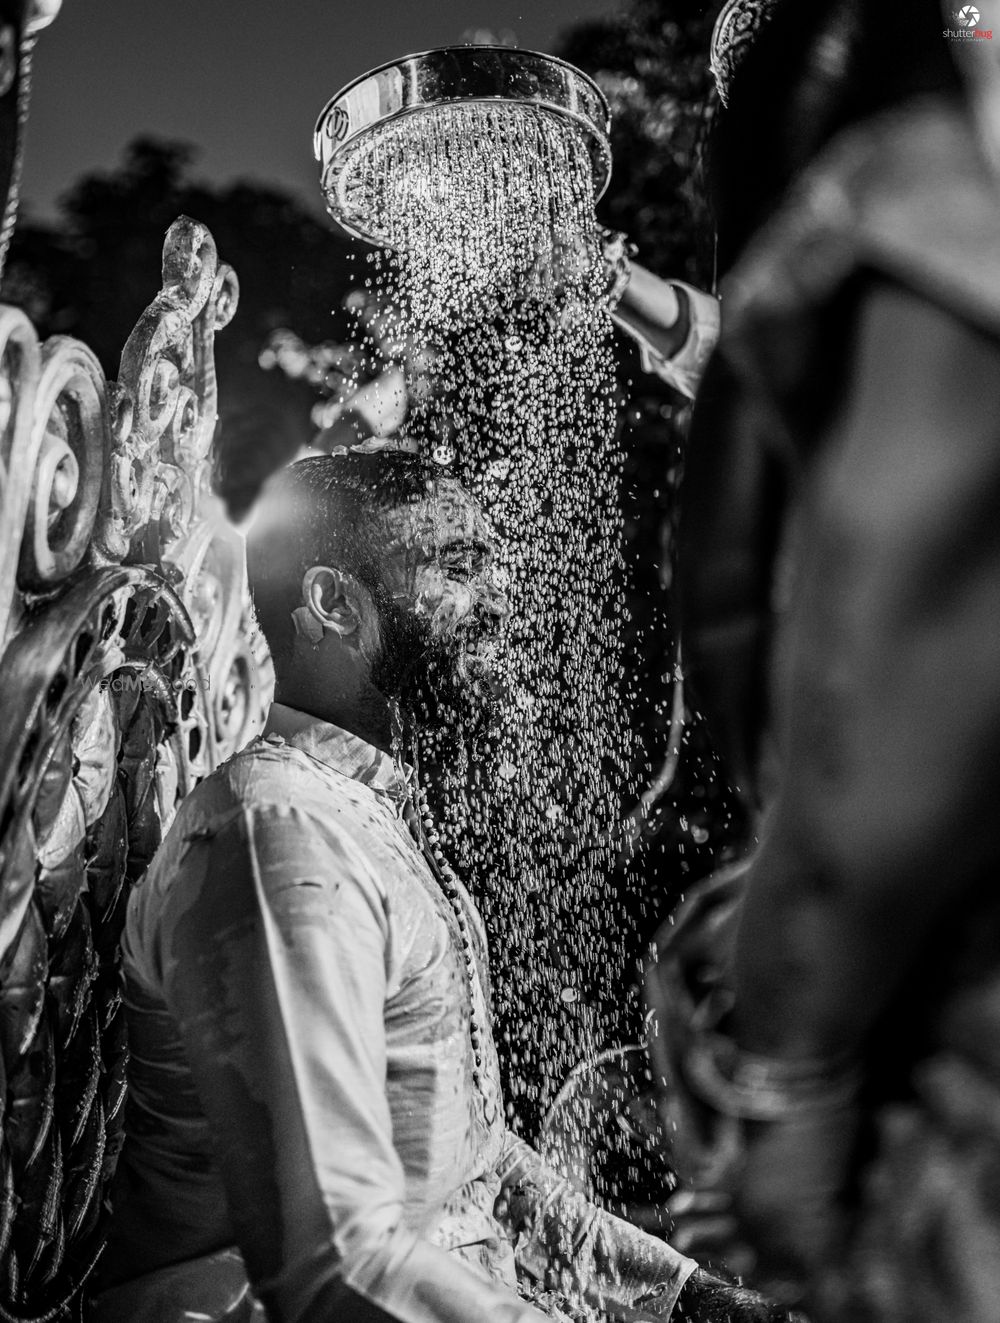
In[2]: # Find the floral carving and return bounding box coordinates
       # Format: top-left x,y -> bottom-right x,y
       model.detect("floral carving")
0,216 -> 272,1319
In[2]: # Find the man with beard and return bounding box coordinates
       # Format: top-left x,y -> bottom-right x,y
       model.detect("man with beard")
92,449 -> 785,1323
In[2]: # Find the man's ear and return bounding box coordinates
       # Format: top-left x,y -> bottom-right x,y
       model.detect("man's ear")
295,565 -> 371,640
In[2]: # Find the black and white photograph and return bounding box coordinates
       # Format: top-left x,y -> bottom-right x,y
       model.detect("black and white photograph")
0,2 -> 997,1320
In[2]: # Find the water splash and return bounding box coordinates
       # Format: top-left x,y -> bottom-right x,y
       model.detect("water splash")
342,104 -> 601,327
349,102 -> 641,1140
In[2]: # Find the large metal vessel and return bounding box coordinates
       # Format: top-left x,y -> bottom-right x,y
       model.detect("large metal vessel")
313,45 -> 612,245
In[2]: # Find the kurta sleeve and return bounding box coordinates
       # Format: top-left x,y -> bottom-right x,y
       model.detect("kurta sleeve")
613,275 -> 721,400
496,1133 -> 697,1319
152,803 -> 548,1323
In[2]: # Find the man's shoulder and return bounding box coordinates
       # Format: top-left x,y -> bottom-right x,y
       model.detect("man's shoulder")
173,735 -> 359,829
141,736 -> 395,896
126,739 -> 396,984
142,737 -> 386,899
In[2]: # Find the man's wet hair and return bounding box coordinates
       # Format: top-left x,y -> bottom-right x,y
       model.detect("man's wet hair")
246,450 -> 444,665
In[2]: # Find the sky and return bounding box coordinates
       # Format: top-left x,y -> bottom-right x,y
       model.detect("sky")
21,0 -> 619,222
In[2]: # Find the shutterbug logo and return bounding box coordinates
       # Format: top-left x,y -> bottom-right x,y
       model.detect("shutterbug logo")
945,4 -> 993,37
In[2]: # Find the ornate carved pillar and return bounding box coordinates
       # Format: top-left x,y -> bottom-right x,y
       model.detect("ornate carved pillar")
0,31 -> 274,1313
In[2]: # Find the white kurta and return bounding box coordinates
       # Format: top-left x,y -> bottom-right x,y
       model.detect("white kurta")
96,704 -> 696,1322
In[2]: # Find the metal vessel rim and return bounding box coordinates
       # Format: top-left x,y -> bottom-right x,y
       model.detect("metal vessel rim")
313,44 -> 612,144
323,101 -> 612,243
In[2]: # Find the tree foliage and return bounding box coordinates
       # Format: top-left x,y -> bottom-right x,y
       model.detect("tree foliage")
3,138 -> 363,500
556,0 -> 721,286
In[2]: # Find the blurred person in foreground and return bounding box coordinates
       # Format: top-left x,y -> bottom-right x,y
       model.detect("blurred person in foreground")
93,447 -> 785,1323
647,1 -> 1000,1320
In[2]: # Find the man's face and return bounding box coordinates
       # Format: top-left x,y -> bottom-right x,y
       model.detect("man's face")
369,476 -> 509,716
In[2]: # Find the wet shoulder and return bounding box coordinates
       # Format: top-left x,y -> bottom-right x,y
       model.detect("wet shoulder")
142,736 -> 400,898
169,736 -> 363,829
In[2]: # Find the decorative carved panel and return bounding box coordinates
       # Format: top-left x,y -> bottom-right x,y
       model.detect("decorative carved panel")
0,216 -> 273,1319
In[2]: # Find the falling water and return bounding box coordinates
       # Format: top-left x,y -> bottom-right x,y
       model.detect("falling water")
346,102 -> 641,1152
341,103 -> 603,327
